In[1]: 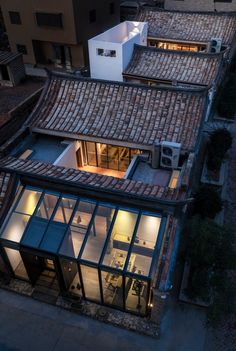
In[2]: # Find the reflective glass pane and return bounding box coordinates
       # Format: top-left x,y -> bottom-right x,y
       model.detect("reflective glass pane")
1,213 -> 30,243
5,247 -> 29,280
119,147 -> 130,172
60,258 -> 82,297
36,193 -> 58,219
53,197 -> 77,223
15,189 -> 41,215
108,145 -> 118,170
101,270 -> 123,308
97,143 -> 107,168
125,277 -> 148,315
81,205 -> 115,263
21,217 -> 48,248
127,215 -> 161,276
40,222 -> 67,253
80,265 -> 101,302
59,201 -> 96,258
102,210 -> 138,270
86,142 -> 97,166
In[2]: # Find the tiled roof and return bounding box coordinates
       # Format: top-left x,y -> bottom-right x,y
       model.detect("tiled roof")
28,73 -> 207,151
0,171 -> 11,211
0,51 -> 22,65
0,157 -> 187,203
136,8 -> 236,45
123,45 -> 223,86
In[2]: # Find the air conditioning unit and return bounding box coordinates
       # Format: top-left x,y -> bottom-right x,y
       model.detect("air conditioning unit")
160,141 -> 181,169
208,38 -> 222,54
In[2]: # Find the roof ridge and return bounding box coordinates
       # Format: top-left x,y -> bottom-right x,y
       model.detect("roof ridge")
139,6 -> 236,17
0,156 -> 187,205
47,70 -> 208,94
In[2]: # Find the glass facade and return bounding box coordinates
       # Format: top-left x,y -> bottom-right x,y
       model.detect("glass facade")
0,186 -> 166,316
85,142 -> 144,172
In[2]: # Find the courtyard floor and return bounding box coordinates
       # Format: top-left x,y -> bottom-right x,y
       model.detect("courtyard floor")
0,289 -> 207,351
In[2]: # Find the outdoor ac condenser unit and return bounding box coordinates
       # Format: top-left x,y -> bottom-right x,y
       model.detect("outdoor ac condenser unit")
160,141 -> 181,169
208,38 -> 222,54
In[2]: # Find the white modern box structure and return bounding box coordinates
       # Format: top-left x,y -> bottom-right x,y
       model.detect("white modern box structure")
88,21 -> 148,82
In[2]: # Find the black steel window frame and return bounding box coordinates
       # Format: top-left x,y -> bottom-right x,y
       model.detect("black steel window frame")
35,12 -> 63,28
85,141 -> 145,172
9,11 -> 21,25
0,185 -> 165,316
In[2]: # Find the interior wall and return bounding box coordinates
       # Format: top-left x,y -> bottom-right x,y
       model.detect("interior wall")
53,140 -> 82,168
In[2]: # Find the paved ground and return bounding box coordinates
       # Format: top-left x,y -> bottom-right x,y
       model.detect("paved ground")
0,289 -> 207,351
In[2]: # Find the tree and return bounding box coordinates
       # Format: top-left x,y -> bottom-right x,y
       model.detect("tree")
207,129 -> 232,171
193,186 -> 222,219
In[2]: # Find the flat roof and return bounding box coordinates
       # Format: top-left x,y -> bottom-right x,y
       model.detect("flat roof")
27,73 -> 207,152
10,134 -> 67,163
136,8 -> 236,45
123,44 -> 223,86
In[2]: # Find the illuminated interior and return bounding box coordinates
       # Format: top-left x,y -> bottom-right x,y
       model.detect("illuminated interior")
148,39 -> 206,52
81,142 -> 145,176
0,186 -> 165,316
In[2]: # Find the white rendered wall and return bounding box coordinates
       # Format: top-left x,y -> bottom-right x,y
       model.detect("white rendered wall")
89,40 -> 123,81
53,141 -> 82,169
89,21 -> 148,82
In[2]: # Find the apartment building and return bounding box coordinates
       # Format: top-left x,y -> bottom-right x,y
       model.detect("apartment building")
0,0 -> 120,69
165,0 -> 236,12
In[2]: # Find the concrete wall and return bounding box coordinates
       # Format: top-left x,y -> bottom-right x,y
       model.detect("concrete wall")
0,0 -> 120,66
165,0 -> 236,12
89,21 -> 148,81
53,140 -> 82,169
8,55 -> 26,86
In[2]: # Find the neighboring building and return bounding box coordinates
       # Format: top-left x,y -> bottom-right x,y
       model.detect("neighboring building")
0,0 -> 120,69
89,21 -> 148,81
0,51 -> 25,86
136,8 -> 236,52
123,44 -> 224,88
165,0 -> 236,12
0,72 -> 207,319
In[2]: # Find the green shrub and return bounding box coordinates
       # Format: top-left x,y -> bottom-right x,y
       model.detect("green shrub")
206,129 -> 232,171
217,74 -> 236,119
193,186 -> 222,219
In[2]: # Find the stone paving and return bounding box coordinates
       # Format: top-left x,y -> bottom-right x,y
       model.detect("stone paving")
0,275 -> 159,338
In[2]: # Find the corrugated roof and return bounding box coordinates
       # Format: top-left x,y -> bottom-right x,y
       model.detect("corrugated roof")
136,8 -> 236,45
27,73 -> 207,152
0,157 -> 187,203
0,51 -> 22,65
123,44 -> 223,86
